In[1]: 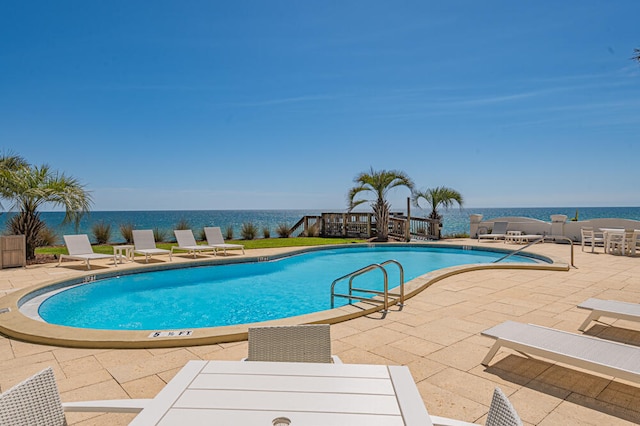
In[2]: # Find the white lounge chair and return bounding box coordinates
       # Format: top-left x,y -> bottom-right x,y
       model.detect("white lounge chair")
481,321 -> 640,383
580,227 -> 604,252
132,229 -> 171,263
204,226 -> 245,255
245,324 -> 342,363
430,387 -> 523,426
171,229 -> 216,258
478,221 -> 509,242
0,367 -> 150,425
58,234 -> 115,270
578,298 -> 640,331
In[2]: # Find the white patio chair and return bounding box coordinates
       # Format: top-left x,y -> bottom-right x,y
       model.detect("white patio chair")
204,226 -> 245,256
58,234 -> 115,270
0,367 -> 149,426
605,229 -> 633,255
245,324 -> 342,363
171,229 -> 216,258
132,229 -> 171,263
580,227 -> 604,252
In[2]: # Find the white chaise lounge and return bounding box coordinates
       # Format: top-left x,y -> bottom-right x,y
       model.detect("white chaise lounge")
0,367 -> 150,425
58,234 -> 115,270
578,298 -> 640,332
204,226 -> 245,255
478,221 -> 509,242
132,229 -> 171,263
171,229 -> 216,258
481,321 -> 640,383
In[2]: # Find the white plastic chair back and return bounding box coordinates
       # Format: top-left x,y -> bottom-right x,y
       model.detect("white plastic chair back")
132,229 -> 157,250
204,227 -> 225,245
174,229 -> 197,247
63,234 -> 93,256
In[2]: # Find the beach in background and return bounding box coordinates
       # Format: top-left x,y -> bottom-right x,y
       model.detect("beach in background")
1,207 -> 639,244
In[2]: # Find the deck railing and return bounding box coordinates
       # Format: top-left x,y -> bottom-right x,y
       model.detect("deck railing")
291,213 -> 438,240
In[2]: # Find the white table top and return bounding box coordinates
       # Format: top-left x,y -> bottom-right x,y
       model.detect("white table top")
129,360 -> 432,426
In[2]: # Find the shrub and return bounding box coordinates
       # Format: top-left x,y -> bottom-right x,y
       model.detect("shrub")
91,220 -> 111,244
276,222 -> 292,238
241,222 -> 257,240
119,222 -> 134,244
224,226 -> 234,240
153,227 -> 168,243
198,228 -> 207,242
304,225 -> 319,237
175,218 -> 190,230
262,227 -> 271,239
36,225 -> 58,247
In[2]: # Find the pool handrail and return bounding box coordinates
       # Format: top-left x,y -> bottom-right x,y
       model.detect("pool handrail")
330,260 -> 405,311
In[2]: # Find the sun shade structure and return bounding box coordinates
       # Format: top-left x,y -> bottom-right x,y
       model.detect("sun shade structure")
132,229 -> 171,263
204,226 -> 245,255
482,321 -> 640,384
58,234 -> 115,270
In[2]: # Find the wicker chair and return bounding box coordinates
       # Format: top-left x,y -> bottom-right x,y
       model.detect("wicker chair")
430,387 -> 522,426
0,367 -> 67,426
0,367 -> 150,425
486,388 -> 523,426
246,324 -> 342,363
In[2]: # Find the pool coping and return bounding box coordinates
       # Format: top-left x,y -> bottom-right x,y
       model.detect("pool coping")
0,243 -> 569,349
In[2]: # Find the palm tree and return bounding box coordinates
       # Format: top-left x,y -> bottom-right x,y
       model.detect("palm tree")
633,48 -> 640,63
0,163 -> 92,259
348,168 -> 414,241
0,152 -> 29,211
412,186 -> 464,238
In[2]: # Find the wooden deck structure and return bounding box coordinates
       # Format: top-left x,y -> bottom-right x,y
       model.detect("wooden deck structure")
290,213 -> 439,241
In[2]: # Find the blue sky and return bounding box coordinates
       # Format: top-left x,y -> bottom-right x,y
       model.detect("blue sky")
1,1 -> 639,211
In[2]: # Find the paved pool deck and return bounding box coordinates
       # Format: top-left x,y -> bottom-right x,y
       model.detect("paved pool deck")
1,239 -> 639,425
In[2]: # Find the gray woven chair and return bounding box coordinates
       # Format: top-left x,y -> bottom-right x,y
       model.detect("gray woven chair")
0,367 -> 150,425
246,324 -> 342,363
486,388 -> 522,426
0,367 -> 67,426
430,387 -> 522,426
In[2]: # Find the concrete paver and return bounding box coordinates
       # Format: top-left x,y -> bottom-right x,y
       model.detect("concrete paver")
1,240 -> 639,424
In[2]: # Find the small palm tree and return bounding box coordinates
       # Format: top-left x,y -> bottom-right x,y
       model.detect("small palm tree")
412,186 -> 463,238
633,48 -> 640,63
0,163 -> 92,259
348,168 -> 414,241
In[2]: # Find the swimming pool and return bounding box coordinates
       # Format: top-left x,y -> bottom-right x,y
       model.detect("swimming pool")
36,245 -> 541,331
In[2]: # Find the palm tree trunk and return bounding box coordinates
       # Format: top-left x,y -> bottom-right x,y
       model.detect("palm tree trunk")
373,200 -> 390,241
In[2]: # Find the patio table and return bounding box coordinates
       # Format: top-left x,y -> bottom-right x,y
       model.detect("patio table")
128,360 -> 432,426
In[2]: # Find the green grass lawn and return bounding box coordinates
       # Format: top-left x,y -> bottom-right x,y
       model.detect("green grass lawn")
36,237 -> 366,256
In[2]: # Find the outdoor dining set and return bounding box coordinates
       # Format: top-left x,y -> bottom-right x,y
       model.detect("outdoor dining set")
580,226 -> 640,255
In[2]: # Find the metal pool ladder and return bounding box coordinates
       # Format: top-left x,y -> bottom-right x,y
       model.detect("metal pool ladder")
330,259 -> 405,311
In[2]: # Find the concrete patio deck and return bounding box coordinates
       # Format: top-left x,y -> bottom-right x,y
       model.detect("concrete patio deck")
1,239 -> 639,425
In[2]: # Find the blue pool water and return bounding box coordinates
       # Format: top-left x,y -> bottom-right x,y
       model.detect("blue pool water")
38,246 -> 539,330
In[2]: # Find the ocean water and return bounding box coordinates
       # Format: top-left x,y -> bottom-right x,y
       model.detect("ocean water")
1,207 -> 639,244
